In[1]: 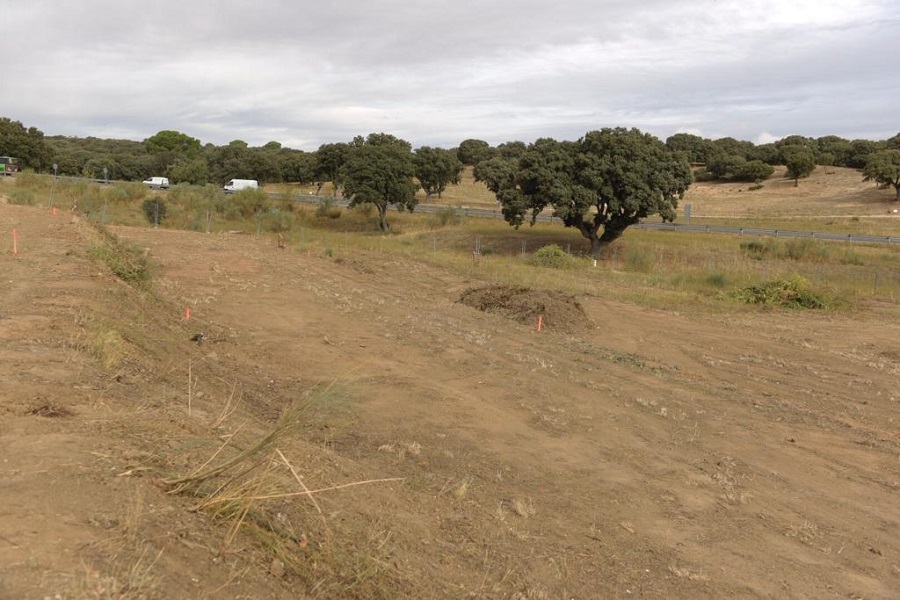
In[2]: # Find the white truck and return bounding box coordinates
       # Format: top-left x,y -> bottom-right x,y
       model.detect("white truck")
223,179 -> 259,193
142,176 -> 169,189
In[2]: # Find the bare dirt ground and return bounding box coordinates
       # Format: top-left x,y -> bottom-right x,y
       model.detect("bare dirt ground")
2,194 -> 899,599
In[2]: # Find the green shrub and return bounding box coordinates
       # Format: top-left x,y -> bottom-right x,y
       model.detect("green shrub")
735,160 -> 775,182
106,182 -> 148,204
166,182 -> 200,205
225,189 -> 269,219
732,276 -> 828,309
784,238 -> 830,262
705,272 -> 728,288
740,239 -> 771,260
142,198 -> 167,225
316,197 -> 342,219
526,244 -> 573,269
428,205 -> 463,228
261,207 -> 295,232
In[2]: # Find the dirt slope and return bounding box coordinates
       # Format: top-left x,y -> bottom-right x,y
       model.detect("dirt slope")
1,200 -> 899,599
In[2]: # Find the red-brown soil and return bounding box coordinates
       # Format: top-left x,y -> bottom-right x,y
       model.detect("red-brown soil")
1,197 -> 899,599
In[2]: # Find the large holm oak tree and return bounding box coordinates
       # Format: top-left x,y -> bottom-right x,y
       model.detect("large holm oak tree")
481,128 -> 692,259
863,150 -> 900,201
414,146 -> 463,200
342,133 -> 419,231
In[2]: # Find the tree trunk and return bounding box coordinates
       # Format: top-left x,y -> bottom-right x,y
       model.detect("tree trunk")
378,206 -> 390,231
597,226 -> 626,255
895,184 -> 899,201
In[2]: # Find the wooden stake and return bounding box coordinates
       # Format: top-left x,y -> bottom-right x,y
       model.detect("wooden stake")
188,359 -> 193,417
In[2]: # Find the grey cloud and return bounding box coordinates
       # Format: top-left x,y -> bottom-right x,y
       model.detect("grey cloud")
2,0 -> 897,150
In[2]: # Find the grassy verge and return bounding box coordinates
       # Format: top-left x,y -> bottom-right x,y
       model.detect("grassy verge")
11,172 -> 898,311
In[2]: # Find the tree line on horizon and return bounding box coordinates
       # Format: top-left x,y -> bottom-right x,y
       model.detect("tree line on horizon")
1,116 -> 897,185
2,116 -> 898,251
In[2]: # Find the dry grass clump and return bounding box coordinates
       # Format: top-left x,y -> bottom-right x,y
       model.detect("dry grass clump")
164,393 -> 407,598
89,326 -> 129,369
510,497 -> 536,518
75,548 -> 162,599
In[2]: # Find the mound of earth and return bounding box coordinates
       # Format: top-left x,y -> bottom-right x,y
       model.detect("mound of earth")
458,284 -> 591,332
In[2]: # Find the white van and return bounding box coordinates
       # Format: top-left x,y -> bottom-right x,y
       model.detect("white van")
223,179 -> 259,193
143,176 -> 169,189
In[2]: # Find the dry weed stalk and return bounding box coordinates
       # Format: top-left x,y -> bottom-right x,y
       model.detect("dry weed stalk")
164,396 -> 314,493
165,389 -> 403,574
212,380 -> 241,428
187,359 -> 193,417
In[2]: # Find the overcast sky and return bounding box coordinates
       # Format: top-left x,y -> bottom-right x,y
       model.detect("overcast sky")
2,0 -> 896,150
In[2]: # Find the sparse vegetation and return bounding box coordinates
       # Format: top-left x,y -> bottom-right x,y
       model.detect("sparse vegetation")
88,227 -> 153,289
141,198 -> 166,225
315,196 -> 342,219
427,205 -> 464,228
732,276 -> 830,309
7,187 -> 37,205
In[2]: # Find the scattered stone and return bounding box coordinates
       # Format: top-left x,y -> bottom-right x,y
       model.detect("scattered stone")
269,558 -> 285,578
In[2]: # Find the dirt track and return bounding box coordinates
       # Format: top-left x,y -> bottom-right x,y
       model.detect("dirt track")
2,200 -> 899,598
